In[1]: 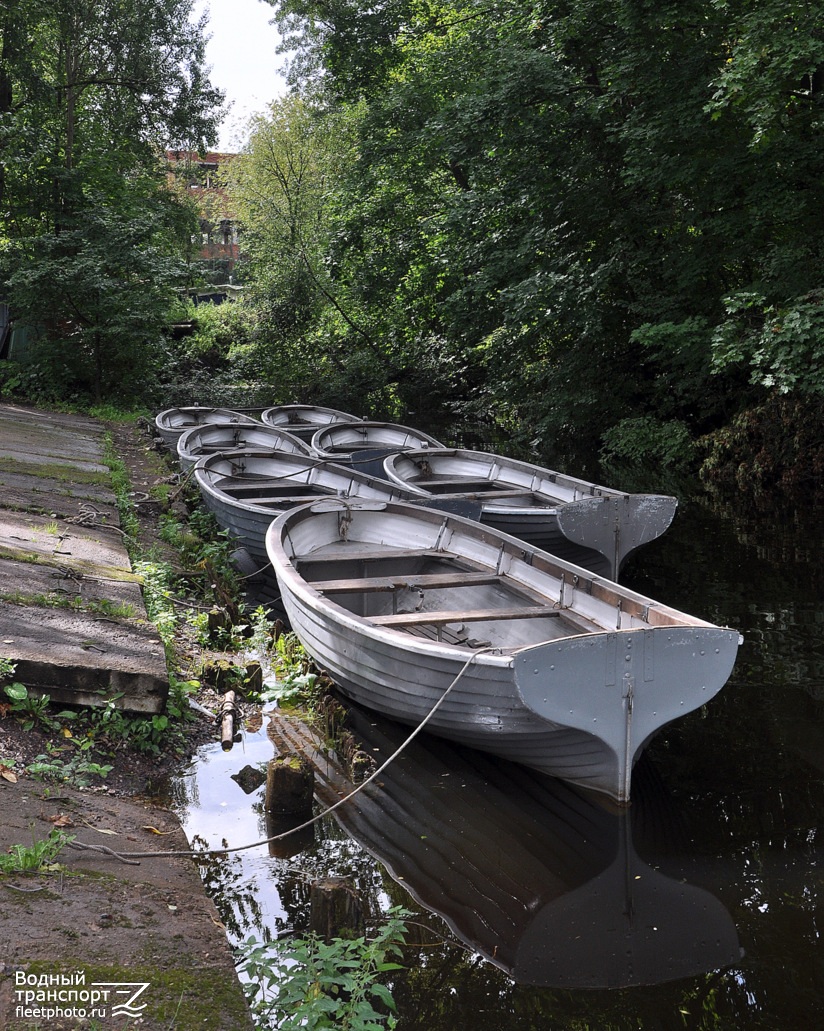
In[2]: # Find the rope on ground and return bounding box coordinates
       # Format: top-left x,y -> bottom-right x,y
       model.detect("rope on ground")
166,461 -> 200,501
67,646 -> 494,866
65,502 -> 107,526
232,555 -> 273,581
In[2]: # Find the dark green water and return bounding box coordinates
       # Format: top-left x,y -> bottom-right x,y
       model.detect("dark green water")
171,488 -> 824,1031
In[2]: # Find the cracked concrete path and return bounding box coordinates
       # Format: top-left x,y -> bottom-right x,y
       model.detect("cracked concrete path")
0,404 -> 168,712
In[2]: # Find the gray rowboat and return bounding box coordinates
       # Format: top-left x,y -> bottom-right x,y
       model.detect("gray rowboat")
259,404 -> 361,442
310,420 -> 445,477
194,451 -> 412,561
383,448 -> 678,580
266,499 -> 740,803
176,421 -> 310,471
154,407 -> 258,449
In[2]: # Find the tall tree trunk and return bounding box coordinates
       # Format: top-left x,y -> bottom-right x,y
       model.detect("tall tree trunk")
0,11 -> 16,213
93,329 -> 102,403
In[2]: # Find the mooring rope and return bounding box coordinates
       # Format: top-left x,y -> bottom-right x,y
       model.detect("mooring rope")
232,555 -> 274,581
68,645 -> 495,866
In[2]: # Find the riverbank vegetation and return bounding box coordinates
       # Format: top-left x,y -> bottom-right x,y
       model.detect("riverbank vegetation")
3,2 -> 824,492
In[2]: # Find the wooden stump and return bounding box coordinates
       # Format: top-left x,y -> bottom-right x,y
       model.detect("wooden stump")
207,607 -> 231,638
243,661 -> 263,695
220,690 -> 237,751
265,752 -> 314,814
309,877 -> 369,941
202,656 -> 263,696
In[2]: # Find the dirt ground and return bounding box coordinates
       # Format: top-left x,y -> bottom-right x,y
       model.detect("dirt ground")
0,414 -> 255,1030
0,780 -> 254,1030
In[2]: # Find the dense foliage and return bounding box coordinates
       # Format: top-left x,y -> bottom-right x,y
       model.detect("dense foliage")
0,0 -> 223,401
216,0 -> 824,479
3,1 -> 824,486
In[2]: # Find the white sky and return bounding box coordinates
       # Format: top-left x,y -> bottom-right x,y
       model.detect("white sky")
194,0 -> 288,151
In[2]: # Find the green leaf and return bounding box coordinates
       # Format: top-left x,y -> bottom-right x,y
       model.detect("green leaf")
4,682 -> 28,702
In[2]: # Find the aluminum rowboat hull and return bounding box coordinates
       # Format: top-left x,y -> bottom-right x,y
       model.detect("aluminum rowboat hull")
266,500 -> 739,803
154,407 -> 258,449
176,422 -> 310,471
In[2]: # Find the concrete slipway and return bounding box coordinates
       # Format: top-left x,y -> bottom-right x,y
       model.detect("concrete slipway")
0,403 -> 168,712
0,404 -> 255,1030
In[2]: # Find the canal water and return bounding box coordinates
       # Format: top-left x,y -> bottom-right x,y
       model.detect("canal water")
168,488 -> 823,1030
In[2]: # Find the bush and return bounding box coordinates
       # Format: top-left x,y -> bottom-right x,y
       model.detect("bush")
700,395 -> 824,496
238,910 -> 408,1031
600,416 -> 697,472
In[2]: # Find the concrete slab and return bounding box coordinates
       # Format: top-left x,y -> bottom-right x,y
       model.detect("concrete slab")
0,402 -> 105,444
0,509 -> 134,577
0,404 -> 108,472
0,557 -> 147,614
0,781 -> 254,1031
0,466 -> 119,521
1,602 -> 168,711
0,403 -> 169,713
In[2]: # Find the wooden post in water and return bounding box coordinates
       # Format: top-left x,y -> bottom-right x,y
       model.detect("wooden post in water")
265,810 -> 315,859
264,752 -> 315,857
264,752 -> 314,814
220,690 -> 236,751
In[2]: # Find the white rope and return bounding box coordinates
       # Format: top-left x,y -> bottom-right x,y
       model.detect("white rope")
68,646 -> 494,865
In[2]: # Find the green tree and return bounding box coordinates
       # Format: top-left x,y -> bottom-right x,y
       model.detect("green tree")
226,93 -> 399,409
7,178 -> 191,402
260,0 -> 824,473
228,94 -> 341,335
0,0 -> 223,402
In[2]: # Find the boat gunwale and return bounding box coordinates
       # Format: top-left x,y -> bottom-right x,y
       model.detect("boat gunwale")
266,500 -> 725,667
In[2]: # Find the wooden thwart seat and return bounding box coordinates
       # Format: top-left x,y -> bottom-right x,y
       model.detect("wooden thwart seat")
371,605 -> 561,627
195,443 -> 248,452
216,478 -> 314,493
239,495 -> 332,507
309,571 -> 502,593
453,488 -> 539,501
412,477 -> 498,490
219,492 -> 329,505
294,547 -> 461,565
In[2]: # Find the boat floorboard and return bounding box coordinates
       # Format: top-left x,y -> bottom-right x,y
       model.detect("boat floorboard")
416,481 -> 538,500
404,623 -> 491,647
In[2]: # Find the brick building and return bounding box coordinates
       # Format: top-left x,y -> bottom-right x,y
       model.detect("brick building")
166,150 -> 240,283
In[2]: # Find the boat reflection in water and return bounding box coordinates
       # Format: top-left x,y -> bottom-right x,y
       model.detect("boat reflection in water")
270,703 -> 741,990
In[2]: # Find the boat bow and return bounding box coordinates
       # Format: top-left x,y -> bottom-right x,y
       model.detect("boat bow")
514,624 -> 740,802
555,494 -> 678,579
